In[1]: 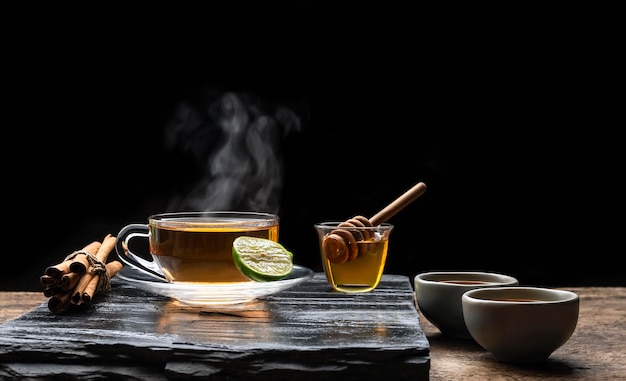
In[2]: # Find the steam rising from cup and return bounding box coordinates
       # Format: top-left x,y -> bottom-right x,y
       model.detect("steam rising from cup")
163,90 -> 302,213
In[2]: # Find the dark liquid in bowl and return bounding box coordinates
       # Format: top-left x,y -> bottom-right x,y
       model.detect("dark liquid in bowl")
438,280 -> 491,285
492,298 -> 541,302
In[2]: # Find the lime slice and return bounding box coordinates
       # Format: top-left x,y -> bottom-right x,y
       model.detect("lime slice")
232,236 -> 294,282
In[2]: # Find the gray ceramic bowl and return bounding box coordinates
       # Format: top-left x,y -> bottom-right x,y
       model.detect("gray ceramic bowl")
414,272 -> 519,339
462,287 -> 579,363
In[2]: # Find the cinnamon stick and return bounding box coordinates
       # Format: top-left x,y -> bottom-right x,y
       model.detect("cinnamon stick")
69,241 -> 101,274
45,241 -> 102,276
71,270 -> 96,304
42,235 -> 124,313
60,271 -> 82,290
48,290 -> 72,314
81,275 -> 100,304
107,260 -> 123,278
68,253 -> 90,274
71,235 -> 119,305
95,234 -> 116,263
44,259 -> 73,278
40,274 -> 59,287
82,241 -> 102,256
82,261 -> 123,304
44,286 -> 63,297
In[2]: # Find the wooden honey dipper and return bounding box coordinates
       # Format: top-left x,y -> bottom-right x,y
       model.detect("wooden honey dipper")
322,182 -> 427,263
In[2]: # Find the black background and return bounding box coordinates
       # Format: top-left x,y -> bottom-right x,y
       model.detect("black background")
3,3 -> 624,290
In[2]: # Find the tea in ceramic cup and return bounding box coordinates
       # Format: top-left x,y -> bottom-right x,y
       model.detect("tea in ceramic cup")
115,211 -> 279,284
462,287 -> 579,363
414,271 -> 519,339
314,222 -> 393,293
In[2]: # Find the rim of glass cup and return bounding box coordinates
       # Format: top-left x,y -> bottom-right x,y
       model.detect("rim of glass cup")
314,222 -> 394,230
149,211 -> 279,227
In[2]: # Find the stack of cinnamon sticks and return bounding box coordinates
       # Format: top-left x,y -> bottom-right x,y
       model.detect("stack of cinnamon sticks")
40,234 -> 124,314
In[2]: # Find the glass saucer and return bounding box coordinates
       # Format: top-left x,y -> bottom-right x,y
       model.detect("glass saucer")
115,264 -> 314,306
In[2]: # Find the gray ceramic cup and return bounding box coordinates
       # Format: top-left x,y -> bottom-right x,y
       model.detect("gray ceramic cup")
414,271 -> 519,339
462,287 -> 579,363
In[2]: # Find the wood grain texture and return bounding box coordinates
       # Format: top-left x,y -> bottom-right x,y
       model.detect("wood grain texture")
0,274 -> 430,380
0,291 -> 46,323
420,287 -> 626,380
5,285 -> 625,380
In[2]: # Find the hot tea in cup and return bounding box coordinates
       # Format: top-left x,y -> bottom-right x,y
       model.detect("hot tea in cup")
414,271 -> 519,339
462,287 -> 579,363
115,211 -> 279,284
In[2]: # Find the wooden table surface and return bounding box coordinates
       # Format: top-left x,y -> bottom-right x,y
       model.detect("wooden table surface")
1,284 -> 625,379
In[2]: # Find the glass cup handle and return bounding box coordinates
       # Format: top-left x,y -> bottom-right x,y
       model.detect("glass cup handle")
115,224 -> 168,282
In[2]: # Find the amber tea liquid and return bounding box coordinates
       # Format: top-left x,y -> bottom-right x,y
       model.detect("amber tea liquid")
322,239 -> 388,293
150,223 -> 279,283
